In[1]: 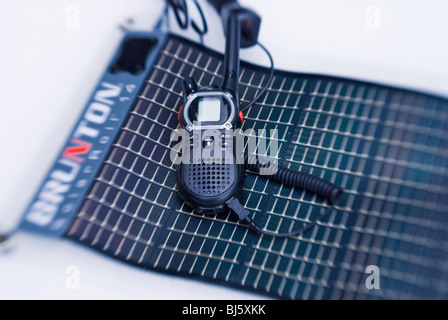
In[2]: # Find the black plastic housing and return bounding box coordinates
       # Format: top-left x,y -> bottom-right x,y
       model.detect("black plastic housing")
176,87 -> 245,214
176,150 -> 245,214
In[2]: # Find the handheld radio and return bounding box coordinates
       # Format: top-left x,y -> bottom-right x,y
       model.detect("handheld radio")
176,8 -> 251,214
176,1 -> 344,238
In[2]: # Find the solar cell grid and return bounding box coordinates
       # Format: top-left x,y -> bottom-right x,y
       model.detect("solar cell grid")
67,35 -> 448,299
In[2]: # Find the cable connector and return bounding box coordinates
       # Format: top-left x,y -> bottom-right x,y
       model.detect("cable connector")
227,198 -> 253,225
227,198 -> 262,235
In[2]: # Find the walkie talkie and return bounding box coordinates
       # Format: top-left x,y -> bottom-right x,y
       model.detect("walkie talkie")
176,8 -> 252,214
176,2 -> 344,238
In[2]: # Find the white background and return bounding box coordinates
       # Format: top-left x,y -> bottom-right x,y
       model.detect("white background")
1,0 -> 448,299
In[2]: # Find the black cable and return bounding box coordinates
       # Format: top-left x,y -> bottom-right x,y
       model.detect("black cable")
165,0 -> 209,37
240,42 -> 275,113
191,0 -> 208,35
166,0 -> 189,29
227,198 -> 337,238
226,154 -> 345,238
249,206 -> 335,238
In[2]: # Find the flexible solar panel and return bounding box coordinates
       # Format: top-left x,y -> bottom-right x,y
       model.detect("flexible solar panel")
65,34 -> 448,300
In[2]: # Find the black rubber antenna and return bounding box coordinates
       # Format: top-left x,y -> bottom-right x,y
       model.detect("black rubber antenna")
221,11 -> 241,103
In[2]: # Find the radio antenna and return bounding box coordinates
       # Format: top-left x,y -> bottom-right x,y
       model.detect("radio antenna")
221,12 -> 241,103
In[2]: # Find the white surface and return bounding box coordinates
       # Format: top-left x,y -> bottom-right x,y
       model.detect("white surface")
0,232 -> 265,300
1,0 -> 448,299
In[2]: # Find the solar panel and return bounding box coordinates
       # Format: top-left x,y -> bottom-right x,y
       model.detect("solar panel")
63,34 -> 448,299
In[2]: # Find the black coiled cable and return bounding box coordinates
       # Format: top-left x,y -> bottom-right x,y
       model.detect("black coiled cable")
244,154 -> 344,205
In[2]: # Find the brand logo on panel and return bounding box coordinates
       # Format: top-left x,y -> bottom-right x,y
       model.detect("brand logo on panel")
25,82 -> 122,227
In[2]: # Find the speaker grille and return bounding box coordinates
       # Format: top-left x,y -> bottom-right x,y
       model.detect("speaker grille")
186,162 -> 232,196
